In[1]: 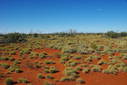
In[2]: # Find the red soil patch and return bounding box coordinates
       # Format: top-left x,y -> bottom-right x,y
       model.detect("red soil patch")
35,48 -> 61,54
1,49 -> 127,85
81,72 -> 127,85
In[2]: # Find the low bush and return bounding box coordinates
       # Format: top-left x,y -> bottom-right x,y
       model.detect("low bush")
15,68 -> 23,73
4,33 -> 27,43
63,48 -> 77,53
65,60 -> 80,67
64,67 -> 79,79
91,65 -> 101,72
37,73 -> 45,79
73,56 -> 82,60
76,78 -> 85,84
123,66 -> 127,72
8,64 -> 22,73
44,66 -> 59,73
123,56 -> 127,60
18,78 -> 29,83
75,66 -> 82,71
34,62 -> 42,68
0,73 -> 4,78
84,57 -> 92,63
102,65 -> 118,74
9,51 -> 16,55
60,57 -> 69,64
39,53 -> 48,58
60,76 -> 75,82
5,78 -> 14,85
13,60 -> 21,65
0,63 -> 10,69
82,68 -> 90,73
0,56 -> 9,60
44,60 -> 55,64
97,59 -> 107,65
46,75 -> 54,79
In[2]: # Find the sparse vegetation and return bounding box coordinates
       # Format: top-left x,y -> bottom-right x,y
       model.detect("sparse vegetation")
18,78 -> 29,83
5,78 -> 14,85
1,32 -> 127,85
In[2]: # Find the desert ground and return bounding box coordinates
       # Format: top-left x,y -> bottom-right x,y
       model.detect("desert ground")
1,32 -> 127,85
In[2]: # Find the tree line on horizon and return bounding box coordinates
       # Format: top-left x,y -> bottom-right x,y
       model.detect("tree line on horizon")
1,30 -> 127,43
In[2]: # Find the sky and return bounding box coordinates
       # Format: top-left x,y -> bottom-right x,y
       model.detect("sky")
0,0 -> 127,33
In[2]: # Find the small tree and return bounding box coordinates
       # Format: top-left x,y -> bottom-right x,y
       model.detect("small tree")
106,31 -> 120,38
4,33 -> 27,43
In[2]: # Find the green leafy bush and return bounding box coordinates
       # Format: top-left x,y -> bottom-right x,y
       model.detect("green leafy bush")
91,65 -> 101,72
106,31 -> 120,38
39,53 -> 48,58
60,76 -> 75,82
0,63 -> 10,69
4,33 -> 27,43
37,73 -> 45,79
82,68 -> 90,73
44,66 -> 59,73
5,78 -> 14,85
76,78 -> 85,84
18,78 -> 29,83
46,75 -> 54,79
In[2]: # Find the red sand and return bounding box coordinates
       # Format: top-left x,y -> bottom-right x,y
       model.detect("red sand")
1,48 -> 127,85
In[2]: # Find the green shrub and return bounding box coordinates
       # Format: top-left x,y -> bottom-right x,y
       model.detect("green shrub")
60,76 -> 74,82
34,62 -> 41,68
4,33 -> 27,43
20,48 -> 31,55
29,52 -> 38,58
73,56 -> 82,60
8,64 -> 22,73
64,67 -> 79,79
123,66 -> 127,72
0,57 -> 9,60
91,56 -> 101,60
63,48 -> 77,53
37,73 -> 45,79
65,60 -> 80,67
102,65 -> 118,74
82,68 -> 90,73
76,78 -> 85,84
0,63 -> 10,69
5,78 -> 14,85
84,57 -> 92,63
39,53 -> 47,58
75,66 -> 82,71
0,73 -> 4,78
13,60 -> 21,65
108,59 -> 120,65
18,78 -> 29,83
15,68 -> 23,73
91,65 -> 101,72
60,57 -> 69,64
123,56 -> 127,60
46,75 -> 54,79
97,59 -> 107,65
49,66 -> 59,73
44,66 -> 59,73
9,51 -> 16,55
106,31 -> 120,38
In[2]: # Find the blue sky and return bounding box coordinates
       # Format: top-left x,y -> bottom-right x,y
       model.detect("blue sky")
0,0 -> 127,33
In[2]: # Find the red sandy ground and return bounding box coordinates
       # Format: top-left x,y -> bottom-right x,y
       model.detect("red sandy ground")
0,48 -> 127,85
